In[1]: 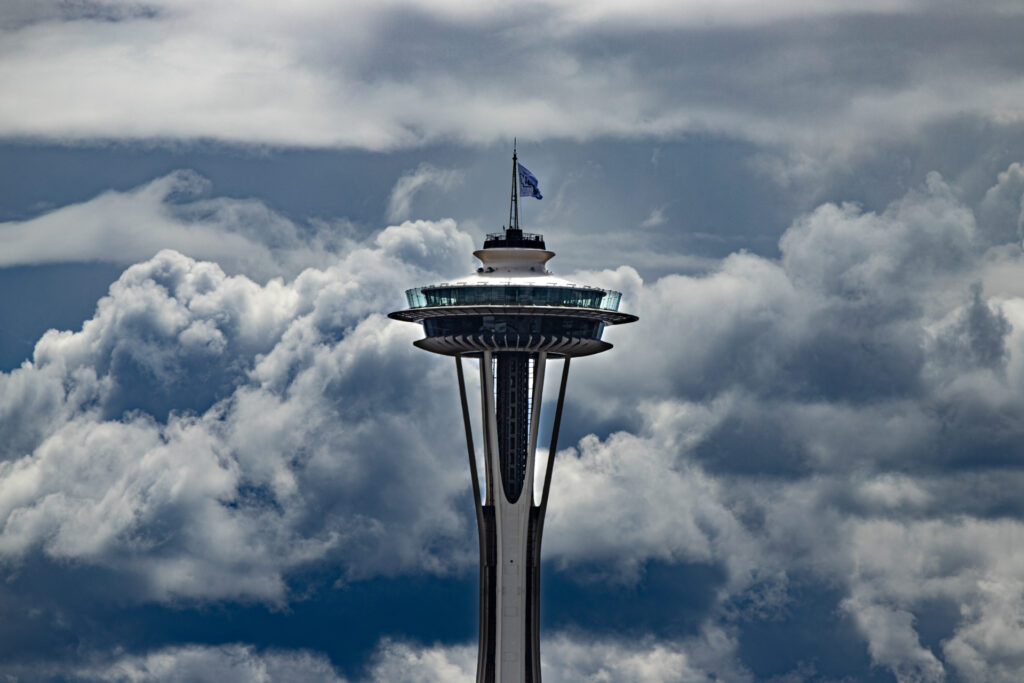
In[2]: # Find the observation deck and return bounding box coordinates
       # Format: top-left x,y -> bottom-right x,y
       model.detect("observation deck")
388,228 -> 638,358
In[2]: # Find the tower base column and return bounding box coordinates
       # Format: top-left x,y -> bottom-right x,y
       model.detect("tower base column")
455,354 -> 571,683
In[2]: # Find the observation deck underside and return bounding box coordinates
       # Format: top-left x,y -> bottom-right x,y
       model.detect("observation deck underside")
414,334 -> 611,357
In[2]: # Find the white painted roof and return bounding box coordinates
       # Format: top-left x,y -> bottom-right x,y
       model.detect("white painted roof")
429,248 -> 599,289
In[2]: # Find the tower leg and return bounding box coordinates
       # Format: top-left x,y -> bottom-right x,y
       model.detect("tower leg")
456,356 -> 494,682
528,358 -> 569,683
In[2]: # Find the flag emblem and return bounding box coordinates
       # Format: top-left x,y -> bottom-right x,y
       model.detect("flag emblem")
518,163 -> 542,199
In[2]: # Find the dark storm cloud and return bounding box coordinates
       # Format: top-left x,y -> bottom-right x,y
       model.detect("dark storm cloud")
3,1 -> 1024,154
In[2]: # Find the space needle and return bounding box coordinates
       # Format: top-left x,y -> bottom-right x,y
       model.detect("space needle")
389,151 -> 637,683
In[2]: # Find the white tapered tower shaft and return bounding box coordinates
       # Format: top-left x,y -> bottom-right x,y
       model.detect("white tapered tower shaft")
456,351 -> 567,683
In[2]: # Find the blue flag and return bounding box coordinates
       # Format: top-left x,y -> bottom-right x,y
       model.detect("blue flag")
518,163 -> 542,199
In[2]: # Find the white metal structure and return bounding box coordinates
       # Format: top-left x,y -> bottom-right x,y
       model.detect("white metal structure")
389,153 -> 637,683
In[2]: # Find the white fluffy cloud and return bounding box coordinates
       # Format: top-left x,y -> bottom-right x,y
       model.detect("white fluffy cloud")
542,407 -> 764,592
546,166 -> 1024,680
0,170 -> 351,279
536,628 -> 749,683
41,628 -> 747,683
0,220 -> 475,603
44,644 -> 347,683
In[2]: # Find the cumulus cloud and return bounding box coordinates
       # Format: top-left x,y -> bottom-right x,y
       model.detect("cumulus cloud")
977,161 -> 1024,245
546,165 -> 1024,679
831,519 -> 1024,683
542,406 -> 763,590
7,163 -> 1024,679
43,644 -> 347,683
0,220 -> 476,604
2,1 -> 1024,154
537,628 -> 749,683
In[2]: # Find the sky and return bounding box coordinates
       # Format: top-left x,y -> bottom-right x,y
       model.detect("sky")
3,1 -> 1024,681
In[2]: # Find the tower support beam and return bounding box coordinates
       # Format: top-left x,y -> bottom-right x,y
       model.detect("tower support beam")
456,353 -> 570,683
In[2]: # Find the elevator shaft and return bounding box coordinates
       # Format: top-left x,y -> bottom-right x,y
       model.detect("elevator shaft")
496,353 -> 530,503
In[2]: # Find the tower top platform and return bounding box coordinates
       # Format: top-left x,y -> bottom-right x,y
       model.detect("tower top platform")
389,225 -> 637,327
389,164 -> 636,358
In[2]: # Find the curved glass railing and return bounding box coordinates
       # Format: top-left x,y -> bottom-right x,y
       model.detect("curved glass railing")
405,285 -> 622,311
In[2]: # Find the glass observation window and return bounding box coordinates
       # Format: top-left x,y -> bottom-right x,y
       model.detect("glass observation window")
404,285 -> 623,311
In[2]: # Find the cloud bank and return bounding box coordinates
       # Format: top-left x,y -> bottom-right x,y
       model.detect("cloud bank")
7,628 -> 746,683
3,1 -> 1024,154
4,163 -> 1024,679
0,170 -> 351,280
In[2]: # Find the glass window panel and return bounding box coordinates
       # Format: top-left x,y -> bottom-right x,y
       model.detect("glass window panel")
413,285 -> 621,310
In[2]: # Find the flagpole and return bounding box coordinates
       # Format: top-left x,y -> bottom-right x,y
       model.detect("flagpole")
512,140 -> 520,232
